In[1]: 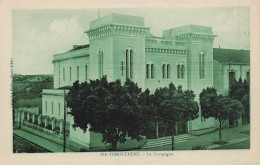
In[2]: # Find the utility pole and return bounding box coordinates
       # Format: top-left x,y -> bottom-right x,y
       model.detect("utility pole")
63,89 -> 66,152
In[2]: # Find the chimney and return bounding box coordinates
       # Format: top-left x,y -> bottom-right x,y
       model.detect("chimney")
219,45 -> 221,54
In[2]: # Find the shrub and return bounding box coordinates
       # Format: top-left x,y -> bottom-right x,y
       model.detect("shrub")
192,145 -> 207,150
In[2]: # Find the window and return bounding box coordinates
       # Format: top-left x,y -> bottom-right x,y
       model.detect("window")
177,65 -> 180,79
162,63 -> 170,79
69,67 -> 72,81
181,65 -> 185,78
58,103 -> 61,116
85,65 -> 88,81
99,50 -> 104,78
63,68 -> 65,81
51,102 -> 54,114
229,71 -> 235,89
177,64 -> 185,79
45,101 -> 47,113
77,66 -> 79,81
146,62 -> 155,79
166,64 -> 170,79
199,52 -> 205,79
151,64 -> 154,79
126,49 -> 133,79
246,71 -> 250,82
162,64 -> 165,79
130,49 -> 133,78
146,64 -> 150,79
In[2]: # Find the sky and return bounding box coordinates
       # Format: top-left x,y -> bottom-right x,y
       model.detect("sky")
12,7 -> 250,75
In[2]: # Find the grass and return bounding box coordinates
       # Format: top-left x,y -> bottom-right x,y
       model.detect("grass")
217,140 -> 250,149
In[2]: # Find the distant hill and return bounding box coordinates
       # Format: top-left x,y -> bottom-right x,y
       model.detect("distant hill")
12,74 -> 53,82
12,74 -> 53,109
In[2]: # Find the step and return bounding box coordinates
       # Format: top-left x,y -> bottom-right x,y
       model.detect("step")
142,135 -> 196,149
144,136 -> 195,147
145,136 -> 195,146
147,134 -> 192,142
142,139 -> 192,149
147,135 -> 194,143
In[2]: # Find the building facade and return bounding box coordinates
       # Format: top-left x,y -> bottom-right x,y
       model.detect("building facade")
39,13 -> 249,149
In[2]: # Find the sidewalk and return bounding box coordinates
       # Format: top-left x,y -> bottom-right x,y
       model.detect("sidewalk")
13,129 -> 76,152
139,124 -> 250,151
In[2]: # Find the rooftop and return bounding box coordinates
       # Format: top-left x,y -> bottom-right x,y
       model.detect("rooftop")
89,13 -> 145,30
213,48 -> 250,64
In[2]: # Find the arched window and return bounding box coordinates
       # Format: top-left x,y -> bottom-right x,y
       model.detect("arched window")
199,52 -> 205,79
166,64 -> 170,79
146,64 -> 150,79
177,63 -> 185,79
162,63 -> 170,79
99,50 -> 104,78
126,48 -> 133,79
181,65 -> 185,78
162,64 -> 165,79
177,65 -> 180,79
146,62 -> 155,79
151,64 -> 154,79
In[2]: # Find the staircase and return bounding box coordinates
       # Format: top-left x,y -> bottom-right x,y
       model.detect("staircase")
142,134 -> 195,149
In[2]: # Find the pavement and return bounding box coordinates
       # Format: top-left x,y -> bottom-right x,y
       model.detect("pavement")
13,129 -> 76,152
13,124 -> 250,152
139,124 -> 250,151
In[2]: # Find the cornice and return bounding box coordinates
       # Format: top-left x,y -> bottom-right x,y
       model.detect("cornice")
145,48 -> 188,55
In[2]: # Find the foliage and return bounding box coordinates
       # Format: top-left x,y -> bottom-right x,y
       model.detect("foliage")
192,145 -> 207,150
152,83 -> 199,150
229,78 -> 250,123
66,77 -> 144,151
200,87 -> 244,141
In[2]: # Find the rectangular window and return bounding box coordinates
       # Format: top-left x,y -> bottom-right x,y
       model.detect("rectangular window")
58,103 -> 60,116
51,102 -> 54,114
130,50 -> 133,78
246,71 -> 250,82
126,50 -> 129,79
177,65 -> 180,79
45,101 -> 47,113
77,66 -> 79,81
85,65 -> 88,81
70,67 -> 72,81
229,72 -> 235,89
63,68 -> 65,81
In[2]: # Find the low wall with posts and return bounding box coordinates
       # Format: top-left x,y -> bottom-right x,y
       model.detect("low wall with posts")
14,109 -> 88,151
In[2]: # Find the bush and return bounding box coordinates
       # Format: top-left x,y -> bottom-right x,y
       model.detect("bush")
192,145 -> 207,150
79,148 -> 89,152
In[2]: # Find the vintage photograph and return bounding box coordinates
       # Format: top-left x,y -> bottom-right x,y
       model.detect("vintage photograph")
12,7 -> 250,153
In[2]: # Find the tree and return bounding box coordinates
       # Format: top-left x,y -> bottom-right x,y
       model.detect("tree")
229,78 -> 250,123
200,87 -> 244,142
66,77 -> 144,151
154,83 -> 199,150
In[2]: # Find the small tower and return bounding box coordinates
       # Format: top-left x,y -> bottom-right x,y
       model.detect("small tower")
85,13 -> 149,89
